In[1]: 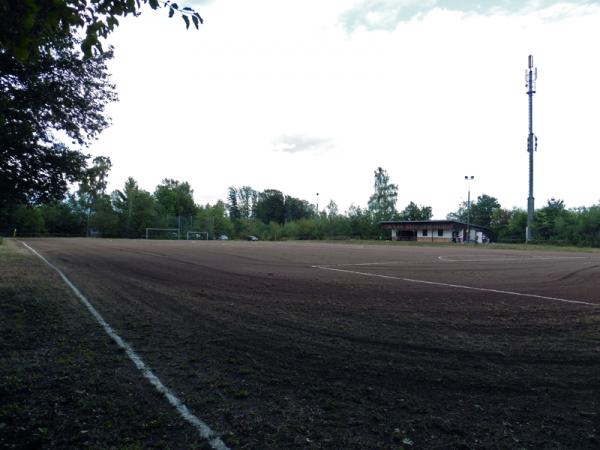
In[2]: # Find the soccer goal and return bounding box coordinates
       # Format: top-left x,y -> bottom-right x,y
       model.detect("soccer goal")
145,228 -> 180,240
186,231 -> 209,240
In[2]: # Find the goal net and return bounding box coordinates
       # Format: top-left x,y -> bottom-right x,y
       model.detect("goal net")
145,228 -> 180,240
186,231 -> 209,240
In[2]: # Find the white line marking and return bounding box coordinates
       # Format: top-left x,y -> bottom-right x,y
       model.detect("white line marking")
437,255 -> 588,263
312,265 -> 598,307
21,242 -> 229,450
320,260 -> 408,267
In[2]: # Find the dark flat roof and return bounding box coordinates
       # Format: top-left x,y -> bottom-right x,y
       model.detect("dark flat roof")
379,220 -> 490,231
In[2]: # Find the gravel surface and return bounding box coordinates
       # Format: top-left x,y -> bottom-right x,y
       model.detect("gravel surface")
2,238 -> 600,449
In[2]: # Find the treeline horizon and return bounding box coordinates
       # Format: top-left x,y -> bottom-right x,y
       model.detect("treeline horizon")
1,161 -> 599,247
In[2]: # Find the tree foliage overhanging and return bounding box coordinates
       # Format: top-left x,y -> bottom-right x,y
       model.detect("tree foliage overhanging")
0,34 -> 116,208
1,0 -> 203,213
0,0 -> 203,61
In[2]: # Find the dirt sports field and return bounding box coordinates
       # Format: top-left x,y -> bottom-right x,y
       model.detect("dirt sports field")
2,238 -> 600,449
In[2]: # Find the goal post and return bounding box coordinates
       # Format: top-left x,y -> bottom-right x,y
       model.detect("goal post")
186,231 -> 209,240
145,228 -> 180,240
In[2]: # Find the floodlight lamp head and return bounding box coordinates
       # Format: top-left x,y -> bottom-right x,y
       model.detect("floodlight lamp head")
528,55 -> 534,69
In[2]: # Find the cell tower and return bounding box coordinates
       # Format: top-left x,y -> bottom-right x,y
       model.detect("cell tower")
525,55 -> 538,243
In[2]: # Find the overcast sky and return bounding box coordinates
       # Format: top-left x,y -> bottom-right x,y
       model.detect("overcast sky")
90,0 -> 600,218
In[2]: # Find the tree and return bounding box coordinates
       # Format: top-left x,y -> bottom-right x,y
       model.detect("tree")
326,200 -> 339,218
284,195 -> 312,222
255,189 -> 286,225
154,179 -> 196,218
347,205 -> 378,239
112,177 -> 157,238
446,203 -> 467,222
71,156 -> 112,236
534,198 -> 568,241
39,201 -> 81,235
399,201 -> 433,221
469,194 -> 501,229
0,1 -> 203,61
112,177 -> 138,236
89,195 -> 119,237
238,186 -> 257,220
447,194 -> 500,229
195,201 -> 233,239
10,204 -> 46,236
367,167 -> 398,222
491,208 -> 527,243
126,190 -> 157,238
227,187 -> 241,220
577,205 -> 600,247
1,34 -> 116,208
1,0 -> 202,216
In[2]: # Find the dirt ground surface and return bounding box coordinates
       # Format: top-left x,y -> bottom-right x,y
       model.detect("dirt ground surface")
2,238 -> 600,449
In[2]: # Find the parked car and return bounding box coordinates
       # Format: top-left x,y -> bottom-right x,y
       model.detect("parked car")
247,235 -> 259,241
217,234 -> 229,240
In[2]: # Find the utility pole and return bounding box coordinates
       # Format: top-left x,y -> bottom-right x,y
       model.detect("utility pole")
526,55 -> 538,243
465,176 -> 474,242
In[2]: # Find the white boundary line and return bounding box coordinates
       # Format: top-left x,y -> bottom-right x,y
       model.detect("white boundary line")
317,255 -> 590,268
437,255 -> 588,263
21,242 -> 229,450
312,265 -> 598,307
319,260 -> 409,267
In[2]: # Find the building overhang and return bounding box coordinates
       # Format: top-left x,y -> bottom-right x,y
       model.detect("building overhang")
379,220 -> 490,233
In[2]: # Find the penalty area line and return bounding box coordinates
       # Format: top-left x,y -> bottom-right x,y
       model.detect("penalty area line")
312,265 -> 598,307
21,242 -> 230,450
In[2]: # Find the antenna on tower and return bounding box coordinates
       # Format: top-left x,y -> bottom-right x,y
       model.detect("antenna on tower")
525,54 -> 538,243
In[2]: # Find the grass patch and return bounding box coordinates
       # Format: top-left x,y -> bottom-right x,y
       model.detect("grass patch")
0,239 -> 32,259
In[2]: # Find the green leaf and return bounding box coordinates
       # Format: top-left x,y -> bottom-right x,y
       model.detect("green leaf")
192,15 -> 199,29
168,7 -> 175,18
148,0 -> 159,9
182,15 -> 190,29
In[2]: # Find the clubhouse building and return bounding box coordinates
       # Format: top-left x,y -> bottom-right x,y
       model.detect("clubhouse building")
380,220 -> 491,243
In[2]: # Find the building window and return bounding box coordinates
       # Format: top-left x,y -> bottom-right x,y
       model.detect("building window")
422,229 -> 428,237
437,229 -> 444,237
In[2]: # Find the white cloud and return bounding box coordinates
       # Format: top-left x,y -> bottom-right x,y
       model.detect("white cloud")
272,135 -> 332,153
340,0 -> 599,31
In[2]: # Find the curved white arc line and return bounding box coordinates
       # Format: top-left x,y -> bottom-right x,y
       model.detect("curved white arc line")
21,242 -> 230,450
312,265 -> 598,307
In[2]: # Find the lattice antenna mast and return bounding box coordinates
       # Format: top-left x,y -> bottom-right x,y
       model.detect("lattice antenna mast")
525,55 -> 538,243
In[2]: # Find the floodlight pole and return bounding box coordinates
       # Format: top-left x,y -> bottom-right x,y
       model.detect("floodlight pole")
526,55 -> 537,243
465,176 -> 474,242
316,192 -> 319,215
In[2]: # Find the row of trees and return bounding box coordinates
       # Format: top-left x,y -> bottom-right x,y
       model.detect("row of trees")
0,166 -> 427,240
3,165 -> 598,246
445,194 -> 600,246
